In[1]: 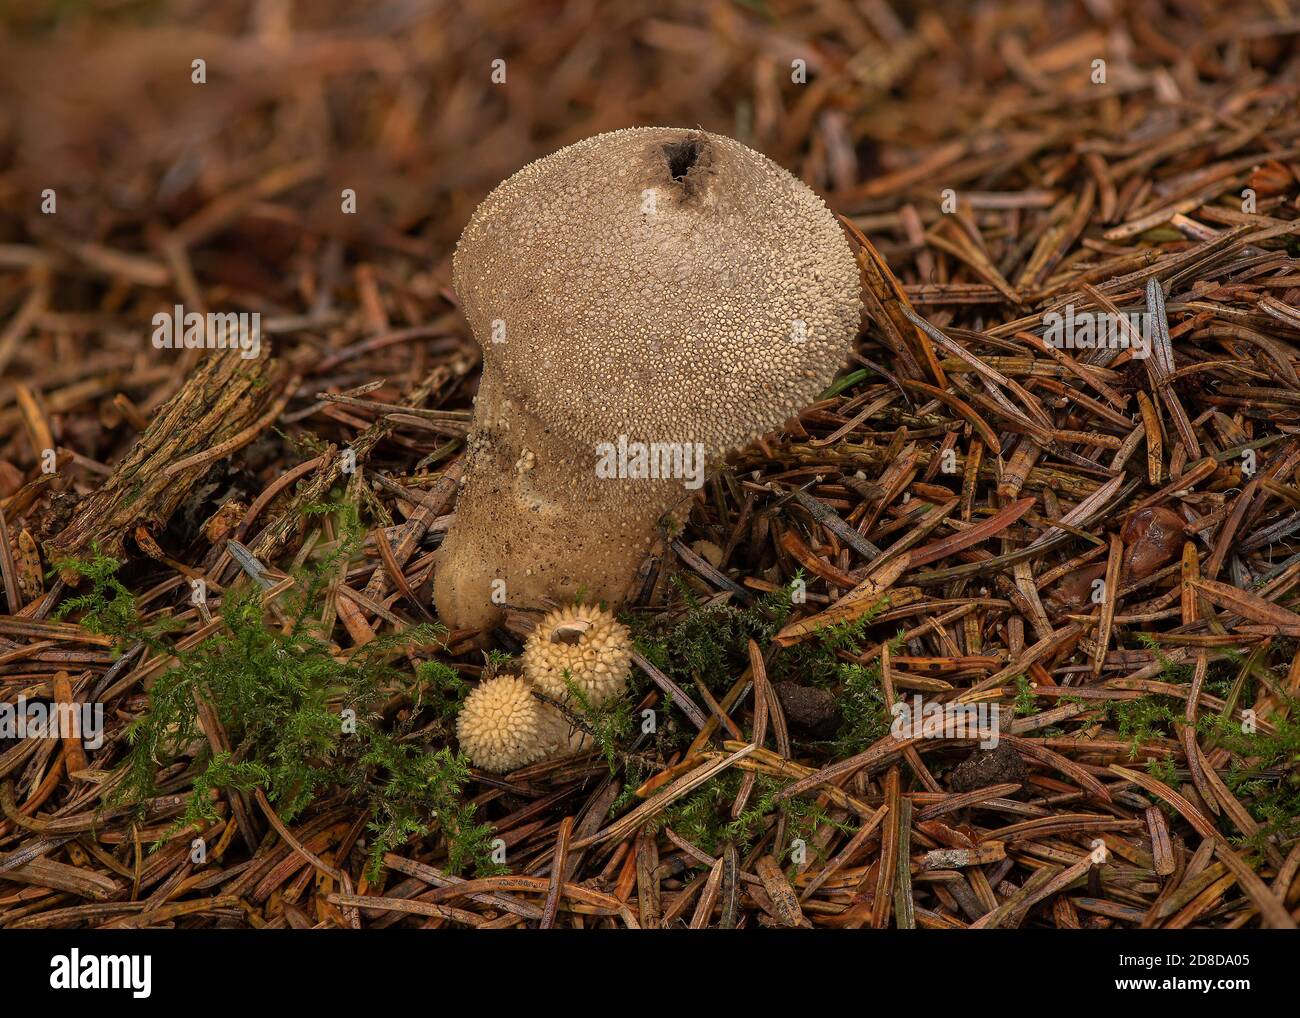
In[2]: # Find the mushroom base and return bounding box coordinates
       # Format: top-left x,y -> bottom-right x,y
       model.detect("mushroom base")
433,383 -> 693,633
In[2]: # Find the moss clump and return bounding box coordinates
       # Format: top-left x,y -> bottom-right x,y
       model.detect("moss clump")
53,544 -> 181,644
1198,706 -> 1300,856
785,612 -> 895,756
55,503 -> 497,879
557,673 -> 634,774
626,578 -> 794,693
656,770 -> 848,866
625,575 -> 893,755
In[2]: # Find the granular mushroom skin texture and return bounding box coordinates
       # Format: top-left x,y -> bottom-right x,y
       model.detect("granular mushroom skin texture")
435,126 -> 861,631
455,673 -> 564,772
521,604 -> 633,707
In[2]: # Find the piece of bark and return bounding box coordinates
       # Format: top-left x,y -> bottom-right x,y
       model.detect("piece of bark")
42,352 -> 284,576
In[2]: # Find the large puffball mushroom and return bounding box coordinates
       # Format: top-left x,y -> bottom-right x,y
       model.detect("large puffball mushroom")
521,604 -> 633,708
435,127 -> 861,631
455,673 -> 564,772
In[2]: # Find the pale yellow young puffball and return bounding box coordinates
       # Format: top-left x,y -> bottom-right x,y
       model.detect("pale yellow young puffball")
456,673 -> 563,772
521,604 -> 633,708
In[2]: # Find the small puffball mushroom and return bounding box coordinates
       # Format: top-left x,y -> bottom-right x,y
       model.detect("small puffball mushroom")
521,604 -> 633,708
435,127 -> 861,630
456,673 -> 563,772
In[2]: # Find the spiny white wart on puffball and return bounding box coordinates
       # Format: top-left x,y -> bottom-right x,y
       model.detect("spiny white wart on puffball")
521,604 -> 633,708
455,673 -> 564,772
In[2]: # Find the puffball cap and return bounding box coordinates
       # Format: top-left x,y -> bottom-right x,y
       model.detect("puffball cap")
521,604 -> 633,707
456,673 -> 560,772
452,127 -> 860,457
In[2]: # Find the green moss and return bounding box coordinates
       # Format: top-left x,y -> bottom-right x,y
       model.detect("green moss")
414,659 -> 470,721
1112,695 -> 1182,760
828,661 -> 890,757
627,576 -> 894,756
52,545 -> 180,648
1198,704 -> 1300,854
1012,673 -> 1034,716
656,770 -> 847,866
559,673 -> 635,774
1135,632 -> 1193,683
794,615 -> 897,756
771,594 -> 889,690
359,736 -> 498,879
625,578 -> 794,693
55,504 -> 497,880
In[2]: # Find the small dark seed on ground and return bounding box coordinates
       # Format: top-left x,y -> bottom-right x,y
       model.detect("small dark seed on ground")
774,681 -> 842,739
948,743 -> 1027,796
